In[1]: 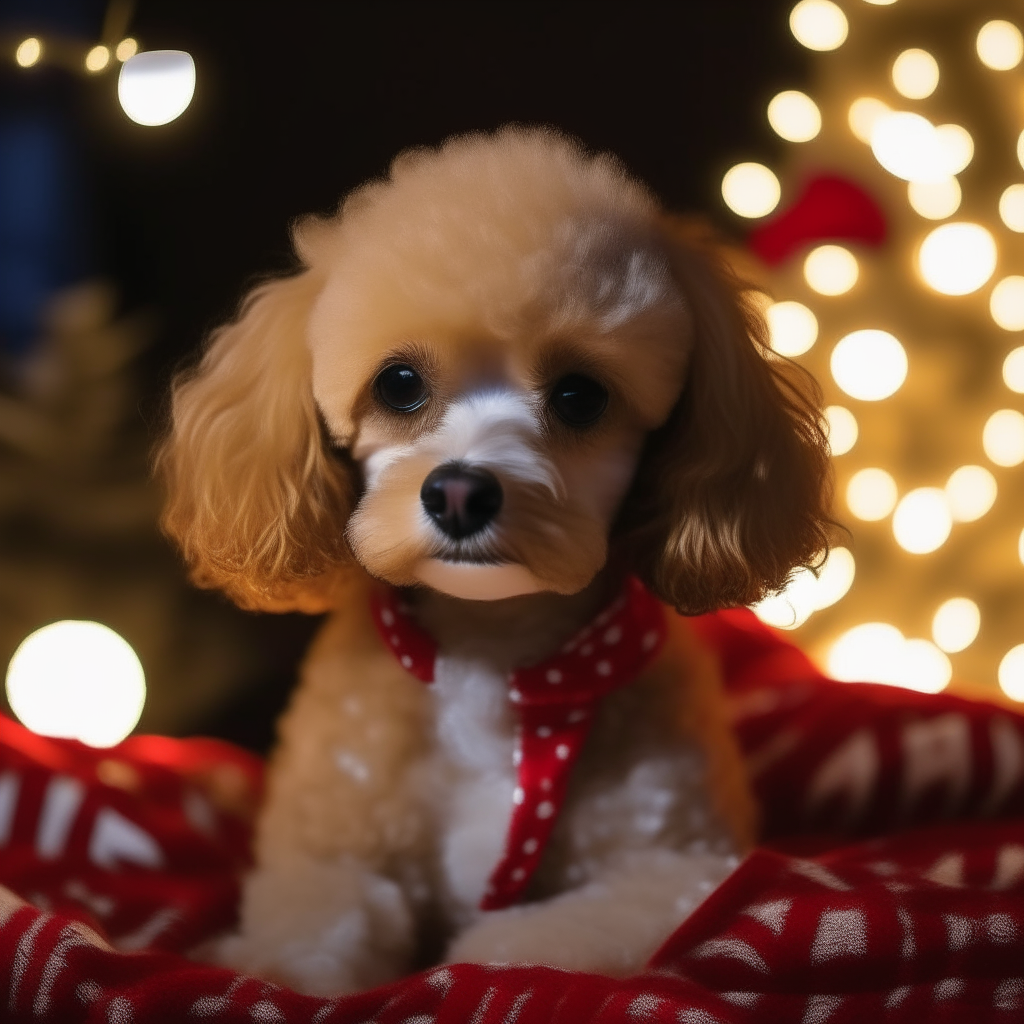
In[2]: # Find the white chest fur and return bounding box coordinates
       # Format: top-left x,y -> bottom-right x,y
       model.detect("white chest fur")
428,653 -> 517,920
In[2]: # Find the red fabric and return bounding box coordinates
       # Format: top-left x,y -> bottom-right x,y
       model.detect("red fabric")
370,578 -> 667,909
3,609 -> 1024,1022
748,174 -> 888,265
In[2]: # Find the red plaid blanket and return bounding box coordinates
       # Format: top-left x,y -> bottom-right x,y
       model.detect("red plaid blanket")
2,610 -> 1023,1023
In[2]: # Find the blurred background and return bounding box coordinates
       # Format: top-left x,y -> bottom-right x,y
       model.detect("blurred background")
1,0 -> 1022,754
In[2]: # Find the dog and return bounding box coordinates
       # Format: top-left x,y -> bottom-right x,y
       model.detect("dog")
157,127 -> 832,995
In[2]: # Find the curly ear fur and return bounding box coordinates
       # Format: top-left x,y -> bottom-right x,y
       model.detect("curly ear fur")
156,271 -> 354,612
620,218 -> 835,615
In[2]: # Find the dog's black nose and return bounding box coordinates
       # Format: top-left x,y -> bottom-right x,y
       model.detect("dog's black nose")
420,464 -> 503,539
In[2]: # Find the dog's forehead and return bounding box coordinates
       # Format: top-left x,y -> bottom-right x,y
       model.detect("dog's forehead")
306,133 -> 691,436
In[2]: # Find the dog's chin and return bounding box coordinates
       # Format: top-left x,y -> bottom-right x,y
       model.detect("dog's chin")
414,559 -> 547,601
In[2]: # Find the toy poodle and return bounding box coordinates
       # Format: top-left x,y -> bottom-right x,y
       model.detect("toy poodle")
158,127 -> 832,995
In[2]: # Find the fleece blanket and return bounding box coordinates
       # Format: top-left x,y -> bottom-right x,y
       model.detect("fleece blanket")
2,609 -> 1024,1023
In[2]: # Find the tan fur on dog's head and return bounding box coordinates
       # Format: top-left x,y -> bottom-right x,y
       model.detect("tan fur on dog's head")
157,127 -> 832,615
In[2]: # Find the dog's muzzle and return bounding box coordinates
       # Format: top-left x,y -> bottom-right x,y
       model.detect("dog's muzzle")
420,463 -> 503,540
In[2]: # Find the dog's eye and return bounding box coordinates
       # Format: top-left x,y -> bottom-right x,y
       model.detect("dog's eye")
375,364 -> 428,412
549,374 -> 608,427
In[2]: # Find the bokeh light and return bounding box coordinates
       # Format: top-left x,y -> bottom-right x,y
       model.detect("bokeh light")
1000,185 -> 1024,232
768,90 -> 822,142
936,125 -> 973,175
115,37 -> 138,62
118,50 -> 196,127
945,465 -> 997,522
907,178 -> 960,220
892,49 -> 939,99
6,621 -> 146,748
766,300 -> 818,355
824,405 -> 858,455
983,409 -> 1024,466
721,162 -> 781,218
804,244 -> 859,295
932,597 -> 981,653
917,223 -> 997,296
85,45 -> 110,73
1003,347 -> 1024,392
752,547 -> 855,629
848,97 -> 890,143
871,112 -> 948,182
790,0 -> 848,51
990,276 -> 1024,331
15,38 -> 41,68
977,20 -> 1024,71
847,467 -> 898,520
999,645 -> 1024,701
831,329 -> 907,400
828,623 -> 950,692
892,487 -> 952,554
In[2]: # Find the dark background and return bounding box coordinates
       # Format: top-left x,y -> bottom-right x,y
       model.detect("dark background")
0,0 -> 807,749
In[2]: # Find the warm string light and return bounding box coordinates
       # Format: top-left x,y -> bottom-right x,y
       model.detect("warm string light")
977,21 -> 1024,71
766,300 -> 818,355
846,467 -> 898,521
721,163 -> 780,218
768,91 -> 822,142
990,277 -> 1024,331
1000,185 -> 1024,232
15,37 -> 41,67
917,223 -> 996,296
908,178 -> 960,220
891,48 -> 939,99
824,405 -> 858,455
6,621 -> 146,747
790,0 -> 849,51
804,244 -> 859,295
831,329 -> 907,400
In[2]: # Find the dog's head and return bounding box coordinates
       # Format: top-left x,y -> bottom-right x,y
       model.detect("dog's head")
158,128 -> 832,614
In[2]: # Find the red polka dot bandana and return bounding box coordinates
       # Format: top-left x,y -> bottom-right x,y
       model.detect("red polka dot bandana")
370,577 -> 667,910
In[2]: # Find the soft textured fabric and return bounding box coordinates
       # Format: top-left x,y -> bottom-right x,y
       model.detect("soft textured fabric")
3,608 -> 1024,1022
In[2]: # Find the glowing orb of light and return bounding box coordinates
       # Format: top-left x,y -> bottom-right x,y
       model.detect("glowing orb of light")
932,597 -> 981,654
6,621 -> 146,748
831,329 -> 907,401
977,20 -> 1024,70
15,37 -> 41,68
871,114 -> 971,183
1020,527 -> 1024,565
790,0 -> 848,51
849,97 -> 889,143
847,468 -> 898,521
999,645 -> 1024,701
917,223 -> 997,296
871,112 -> 947,182
892,48 -> 939,99
115,37 -> 138,62
863,0 -> 899,5
721,163 -> 780,218
907,177 -> 960,220
1000,185 -> 1024,232
118,50 -> 196,127
85,45 -> 110,73
945,465 -> 997,522
767,90 -> 822,142
991,276 -> 1024,331
892,487 -> 952,554
824,405 -> 858,455
983,409 -> 1024,466
1003,347 -> 1024,392
829,624 -> 950,693
804,245 -> 859,296
766,300 -> 818,356
936,124 -> 974,175
751,546 -> 855,630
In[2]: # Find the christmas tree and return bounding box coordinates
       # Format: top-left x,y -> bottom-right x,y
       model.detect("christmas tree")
720,0 -> 1024,703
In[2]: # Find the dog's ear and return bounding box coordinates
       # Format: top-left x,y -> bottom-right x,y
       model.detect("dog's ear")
156,271 -> 355,612
620,218 -> 834,615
